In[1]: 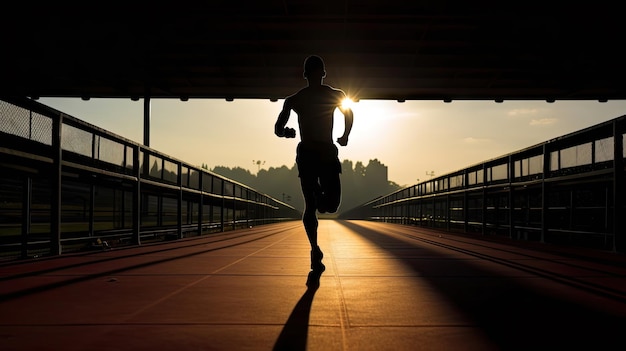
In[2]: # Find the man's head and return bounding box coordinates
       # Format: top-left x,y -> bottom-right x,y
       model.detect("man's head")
303,55 -> 326,79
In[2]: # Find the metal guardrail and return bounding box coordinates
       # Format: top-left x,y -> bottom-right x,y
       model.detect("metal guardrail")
0,97 -> 301,261
340,114 -> 626,253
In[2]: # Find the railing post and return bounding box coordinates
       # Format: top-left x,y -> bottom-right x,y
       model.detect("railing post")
508,155 -> 514,239
482,164 -> 487,236
613,120 -> 624,253
177,163 -> 183,239
89,184 -> 95,238
220,181 -> 225,232
198,171 -> 203,236
232,197 -> 236,231
541,144 -> 549,244
463,170 -> 469,233
21,177 -> 31,259
132,145 -> 141,245
51,112 -> 63,255
446,193 -> 450,231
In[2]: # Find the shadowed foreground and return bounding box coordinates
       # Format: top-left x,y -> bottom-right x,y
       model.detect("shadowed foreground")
1,220 -> 625,350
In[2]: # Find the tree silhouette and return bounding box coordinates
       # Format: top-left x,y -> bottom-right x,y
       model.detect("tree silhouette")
209,159 -> 401,214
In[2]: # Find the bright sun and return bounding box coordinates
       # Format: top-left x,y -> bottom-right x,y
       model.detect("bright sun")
341,97 -> 354,109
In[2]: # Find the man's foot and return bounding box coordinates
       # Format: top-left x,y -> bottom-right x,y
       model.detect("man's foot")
310,246 -> 325,272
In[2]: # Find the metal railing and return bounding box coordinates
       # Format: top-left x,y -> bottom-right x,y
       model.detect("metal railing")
0,97 -> 301,261
340,114 -> 626,253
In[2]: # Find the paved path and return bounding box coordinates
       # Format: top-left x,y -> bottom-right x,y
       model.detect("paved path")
2,220 -> 626,350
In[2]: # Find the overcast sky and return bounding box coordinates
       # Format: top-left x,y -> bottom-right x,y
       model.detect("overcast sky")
40,97 -> 626,187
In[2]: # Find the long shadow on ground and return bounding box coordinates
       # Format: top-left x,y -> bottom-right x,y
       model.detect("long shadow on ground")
273,270 -> 323,351
338,221 -> 626,350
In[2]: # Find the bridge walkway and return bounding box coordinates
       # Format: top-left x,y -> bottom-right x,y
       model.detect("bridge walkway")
2,220 -> 626,350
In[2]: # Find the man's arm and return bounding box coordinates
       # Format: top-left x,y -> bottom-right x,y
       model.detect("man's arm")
337,106 -> 353,146
274,99 -> 291,137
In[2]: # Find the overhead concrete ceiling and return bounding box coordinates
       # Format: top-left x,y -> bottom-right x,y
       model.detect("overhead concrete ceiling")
2,1 -> 625,102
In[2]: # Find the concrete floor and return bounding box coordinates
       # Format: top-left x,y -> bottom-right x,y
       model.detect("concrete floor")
1,220 -> 626,350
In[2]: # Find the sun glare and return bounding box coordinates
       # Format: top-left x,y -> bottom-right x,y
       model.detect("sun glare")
341,97 -> 354,109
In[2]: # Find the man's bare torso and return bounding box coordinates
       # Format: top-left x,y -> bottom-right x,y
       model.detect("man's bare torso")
286,85 -> 343,144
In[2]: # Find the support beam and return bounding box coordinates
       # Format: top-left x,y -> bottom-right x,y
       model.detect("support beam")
143,97 -> 151,147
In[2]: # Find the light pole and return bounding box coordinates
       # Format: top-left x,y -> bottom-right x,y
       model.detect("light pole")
253,160 -> 265,173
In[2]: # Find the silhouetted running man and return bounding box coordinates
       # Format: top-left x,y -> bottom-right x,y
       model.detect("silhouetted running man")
274,55 -> 354,272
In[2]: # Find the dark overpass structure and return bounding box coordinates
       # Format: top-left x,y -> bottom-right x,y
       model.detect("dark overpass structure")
2,1 -> 626,102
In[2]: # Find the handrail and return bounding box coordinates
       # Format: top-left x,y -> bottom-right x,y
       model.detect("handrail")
0,97 -> 301,261
340,114 -> 626,254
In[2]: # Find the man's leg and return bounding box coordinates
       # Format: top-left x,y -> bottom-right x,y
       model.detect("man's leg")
319,171 -> 341,213
300,176 -> 319,247
300,176 -> 325,272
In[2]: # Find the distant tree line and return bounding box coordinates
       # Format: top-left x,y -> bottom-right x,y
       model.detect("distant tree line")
207,159 -> 401,215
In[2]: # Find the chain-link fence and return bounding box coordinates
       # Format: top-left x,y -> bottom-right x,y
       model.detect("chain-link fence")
0,100 -> 52,145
